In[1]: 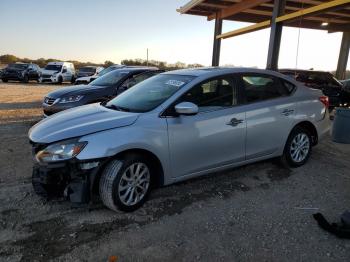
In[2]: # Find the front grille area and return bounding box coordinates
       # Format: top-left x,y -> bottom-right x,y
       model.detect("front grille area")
44,97 -> 56,105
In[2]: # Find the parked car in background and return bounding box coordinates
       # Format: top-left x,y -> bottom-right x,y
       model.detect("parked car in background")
1,63 -> 41,83
40,62 -> 75,84
29,67 -> 330,212
74,66 -> 104,85
42,66 -> 162,116
279,69 -> 350,108
340,79 -> 350,92
88,64 -> 125,82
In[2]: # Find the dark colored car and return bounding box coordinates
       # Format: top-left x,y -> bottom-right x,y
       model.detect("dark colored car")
279,69 -> 350,108
76,66 -> 102,78
42,67 -> 162,116
1,63 -> 41,83
87,65 -> 126,83
341,79 -> 350,91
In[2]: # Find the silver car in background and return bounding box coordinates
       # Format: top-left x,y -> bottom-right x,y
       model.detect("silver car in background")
29,67 -> 330,212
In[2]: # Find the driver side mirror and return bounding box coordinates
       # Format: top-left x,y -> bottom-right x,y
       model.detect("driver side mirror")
175,102 -> 198,115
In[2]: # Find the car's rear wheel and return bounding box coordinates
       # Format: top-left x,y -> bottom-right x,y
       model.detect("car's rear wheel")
99,155 -> 152,212
2,78 -> 8,83
70,76 -> 75,84
281,127 -> 312,167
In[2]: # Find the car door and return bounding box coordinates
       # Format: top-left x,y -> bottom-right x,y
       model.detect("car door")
237,73 -> 297,160
165,75 -> 246,178
32,65 -> 39,79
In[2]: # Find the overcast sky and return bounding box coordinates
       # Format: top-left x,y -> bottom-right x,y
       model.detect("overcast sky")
0,0 -> 348,71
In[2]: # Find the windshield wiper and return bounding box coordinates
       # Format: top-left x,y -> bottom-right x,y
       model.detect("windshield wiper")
104,104 -> 130,112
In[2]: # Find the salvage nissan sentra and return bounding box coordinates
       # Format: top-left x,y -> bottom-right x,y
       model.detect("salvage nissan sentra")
29,67 -> 330,212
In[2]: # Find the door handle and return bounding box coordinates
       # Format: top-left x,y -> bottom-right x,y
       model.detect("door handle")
281,109 -> 294,116
227,118 -> 244,127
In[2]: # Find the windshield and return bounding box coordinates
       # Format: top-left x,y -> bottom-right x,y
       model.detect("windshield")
79,67 -> 96,73
105,74 -> 195,113
99,66 -> 119,76
45,64 -> 62,71
8,64 -> 28,70
89,70 -> 130,86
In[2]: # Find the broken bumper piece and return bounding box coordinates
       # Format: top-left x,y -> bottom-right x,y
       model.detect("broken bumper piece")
32,159 -> 104,205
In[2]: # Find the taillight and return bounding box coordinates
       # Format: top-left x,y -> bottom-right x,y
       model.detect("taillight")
319,96 -> 329,109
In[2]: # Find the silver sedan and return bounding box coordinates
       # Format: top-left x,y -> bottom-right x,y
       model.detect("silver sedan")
29,67 -> 330,212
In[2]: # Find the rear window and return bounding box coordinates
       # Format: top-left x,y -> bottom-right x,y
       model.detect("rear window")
240,75 -> 291,103
8,64 -> 28,70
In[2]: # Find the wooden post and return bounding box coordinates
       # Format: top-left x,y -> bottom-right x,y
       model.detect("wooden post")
266,0 -> 286,71
212,13 -> 223,66
336,32 -> 350,80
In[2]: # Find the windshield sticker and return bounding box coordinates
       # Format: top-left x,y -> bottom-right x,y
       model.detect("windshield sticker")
165,80 -> 186,87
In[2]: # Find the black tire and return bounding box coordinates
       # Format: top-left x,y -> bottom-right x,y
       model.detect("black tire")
70,76 -> 75,84
22,74 -> 29,83
2,78 -> 8,83
99,155 -> 153,212
57,75 -> 63,84
280,127 -> 312,167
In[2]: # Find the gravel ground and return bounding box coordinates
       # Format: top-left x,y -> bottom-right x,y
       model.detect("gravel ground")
0,82 -> 350,262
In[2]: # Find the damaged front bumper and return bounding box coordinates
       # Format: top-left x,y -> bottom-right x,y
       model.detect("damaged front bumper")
32,158 -> 106,205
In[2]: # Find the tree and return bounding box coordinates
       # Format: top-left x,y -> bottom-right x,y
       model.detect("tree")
104,60 -> 114,67
0,54 -> 18,64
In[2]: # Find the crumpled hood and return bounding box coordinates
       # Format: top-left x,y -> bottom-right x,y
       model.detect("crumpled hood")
29,103 -> 140,144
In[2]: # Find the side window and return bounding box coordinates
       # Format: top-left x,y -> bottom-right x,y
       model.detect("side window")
240,75 -> 289,103
180,76 -> 238,112
119,75 -> 137,93
132,72 -> 157,86
281,80 -> 296,94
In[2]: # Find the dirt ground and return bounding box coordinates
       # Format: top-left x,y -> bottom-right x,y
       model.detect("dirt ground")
1,82 -> 350,262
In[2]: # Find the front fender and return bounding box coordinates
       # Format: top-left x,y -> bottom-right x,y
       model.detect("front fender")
76,117 -> 171,183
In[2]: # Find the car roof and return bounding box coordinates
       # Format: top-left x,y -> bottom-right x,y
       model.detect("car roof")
47,62 -> 72,65
80,66 -> 97,68
164,67 -> 288,77
115,66 -> 159,72
279,69 -> 331,75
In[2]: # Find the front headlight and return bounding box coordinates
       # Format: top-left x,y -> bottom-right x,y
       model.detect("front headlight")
36,140 -> 87,163
59,95 -> 84,103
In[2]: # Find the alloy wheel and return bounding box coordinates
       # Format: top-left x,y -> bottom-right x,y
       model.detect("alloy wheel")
290,133 -> 310,163
118,162 -> 150,206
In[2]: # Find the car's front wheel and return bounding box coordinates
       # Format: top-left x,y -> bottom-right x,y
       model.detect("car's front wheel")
281,127 -> 312,167
99,155 -> 152,212
22,74 -> 29,83
57,75 -> 63,84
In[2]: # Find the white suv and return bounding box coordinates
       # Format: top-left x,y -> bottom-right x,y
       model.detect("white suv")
40,62 -> 75,84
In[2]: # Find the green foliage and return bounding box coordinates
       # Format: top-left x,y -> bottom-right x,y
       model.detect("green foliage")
120,58 -> 203,70
0,54 -> 203,71
104,60 -> 114,67
0,54 -> 18,64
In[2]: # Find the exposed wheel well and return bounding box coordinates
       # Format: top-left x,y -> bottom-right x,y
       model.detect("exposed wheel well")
92,148 -> 164,196
293,121 -> 318,145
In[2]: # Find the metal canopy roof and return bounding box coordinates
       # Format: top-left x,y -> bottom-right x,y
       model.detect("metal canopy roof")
177,0 -> 350,33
